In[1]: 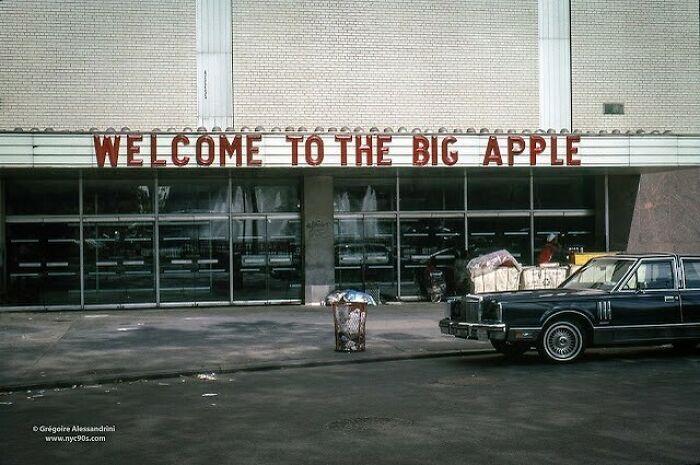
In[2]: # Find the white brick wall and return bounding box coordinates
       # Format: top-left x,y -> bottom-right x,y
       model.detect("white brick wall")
231,0 -> 540,130
0,0 -> 197,131
571,0 -> 700,133
2,0 -> 697,133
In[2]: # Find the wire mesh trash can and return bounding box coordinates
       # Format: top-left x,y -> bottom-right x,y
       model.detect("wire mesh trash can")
332,302 -> 367,352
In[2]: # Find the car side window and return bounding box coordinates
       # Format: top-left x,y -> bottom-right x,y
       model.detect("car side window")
683,259 -> 700,288
622,260 -> 675,291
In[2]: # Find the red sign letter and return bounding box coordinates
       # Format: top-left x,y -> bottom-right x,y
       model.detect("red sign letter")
550,136 -> 563,166
171,135 -> 190,167
376,135 -> 392,166
286,135 -> 303,166
566,135 -> 581,166
529,135 -> 546,166
94,135 -> 121,168
126,134 -> 143,167
442,136 -> 458,166
412,136 -> 430,166
196,135 -> 215,166
507,136 -> 525,166
220,135 -> 243,166
150,134 -> 166,166
305,135 -> 324,166
482,136 -> 503,166
246,134 -> 262,166
355,135 -> 372,166
335,134 -> 351,166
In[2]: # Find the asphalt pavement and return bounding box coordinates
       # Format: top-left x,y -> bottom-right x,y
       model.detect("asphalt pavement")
2,348 -> 699,465
0,303 -> 488,391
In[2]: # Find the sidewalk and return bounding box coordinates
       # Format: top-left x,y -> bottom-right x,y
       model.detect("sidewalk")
0,303 -> 490,391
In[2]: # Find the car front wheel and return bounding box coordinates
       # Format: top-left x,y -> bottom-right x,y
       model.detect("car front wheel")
538,320 -> 586,363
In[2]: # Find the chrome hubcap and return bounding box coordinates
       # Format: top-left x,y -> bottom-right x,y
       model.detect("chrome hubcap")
545,324 -> 581,360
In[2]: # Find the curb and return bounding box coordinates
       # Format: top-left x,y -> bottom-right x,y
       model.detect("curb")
0,348 -> 493,393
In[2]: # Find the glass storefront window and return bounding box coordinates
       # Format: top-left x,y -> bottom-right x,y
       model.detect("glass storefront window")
467,175 -> 530,210
334,217 -> 397,299
84,178 -> 154,215
158,178 -> 228,214
399,218 -> 464,297
5,223 -> 81,305
6,179 -> 79,215
468,217 -> 532,265
231,183 -> 300,213
233,217 -> 302,302
334,178 -> 396,212
534,216 -> 600,259
159,221 -> 230,303
400,176 -> 463,211
533,176 -> 594,210
83,223 -> 155,304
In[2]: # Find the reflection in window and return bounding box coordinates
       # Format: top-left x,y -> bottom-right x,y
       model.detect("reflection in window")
534,176 -> 594,209
335,218 -> 397,299
467,175 -> 529,210
83,223 -> 155,304
5,223 -> 81,305
232,184 -> 300,213
232,218 -> 303,302
468,217 -> 531,265
334,179 -> 395,212
6,179 -> 79,215
623,260 -> 675,291
159,221 -> 230,302
158,179 -> 228,214
534,216 -> 600,258
562,258 -> 634,291
400,177 -> 463,211
400,218 -> 464,297
84,179 -> 153,214
684,260 -> 700,288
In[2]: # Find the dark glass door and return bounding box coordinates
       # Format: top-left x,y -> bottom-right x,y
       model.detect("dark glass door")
6,222 -> 81,306
159,221 -> 230,303
232,216 -> 302,303
334,217 -> 397,300
83,223 -> 155,305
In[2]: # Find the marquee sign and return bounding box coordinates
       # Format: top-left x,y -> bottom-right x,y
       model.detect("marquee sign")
93,133 -> 582,168
0,132 -> 698,168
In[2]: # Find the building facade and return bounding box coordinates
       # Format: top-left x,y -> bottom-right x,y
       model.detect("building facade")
0,0 -> 699,309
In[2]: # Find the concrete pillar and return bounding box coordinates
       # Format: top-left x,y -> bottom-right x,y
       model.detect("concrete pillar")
302,175 -> 335,304
626,168 -> 700,253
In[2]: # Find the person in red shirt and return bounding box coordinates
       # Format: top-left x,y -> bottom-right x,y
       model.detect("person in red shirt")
537,233 -> 561,265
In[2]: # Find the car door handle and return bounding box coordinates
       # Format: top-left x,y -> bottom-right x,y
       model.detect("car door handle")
664,295 -> 678,302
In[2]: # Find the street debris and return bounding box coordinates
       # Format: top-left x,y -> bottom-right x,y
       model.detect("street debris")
197,373 -> 217,381
201,393 -> 218,397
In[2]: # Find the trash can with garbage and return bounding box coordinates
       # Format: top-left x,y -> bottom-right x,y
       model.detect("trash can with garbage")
325,289 -> 377,352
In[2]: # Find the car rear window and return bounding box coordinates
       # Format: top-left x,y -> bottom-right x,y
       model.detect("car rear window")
683,259 -> 700,288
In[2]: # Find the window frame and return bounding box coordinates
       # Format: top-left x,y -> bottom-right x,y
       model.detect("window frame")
680,257 -> 700,290
616,258 -> 678,293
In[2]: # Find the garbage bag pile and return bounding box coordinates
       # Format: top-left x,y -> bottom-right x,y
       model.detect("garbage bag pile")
324,289 -> 377,306
466,249 -> 522,278
334,304 -> 366,352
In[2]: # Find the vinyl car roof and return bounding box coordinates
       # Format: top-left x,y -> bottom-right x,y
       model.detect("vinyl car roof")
600,253 -> 700,259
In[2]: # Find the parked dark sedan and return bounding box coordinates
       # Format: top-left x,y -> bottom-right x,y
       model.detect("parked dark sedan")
440,254 -> 700,363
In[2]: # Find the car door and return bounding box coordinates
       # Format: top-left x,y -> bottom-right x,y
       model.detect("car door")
680,258 -> 700,329
609,258 -> 681,341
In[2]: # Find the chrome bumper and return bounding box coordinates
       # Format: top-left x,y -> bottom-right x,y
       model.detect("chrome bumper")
439,318 -> 507,341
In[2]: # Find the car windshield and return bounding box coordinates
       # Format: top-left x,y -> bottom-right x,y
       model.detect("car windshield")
560,258 -> 636,291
